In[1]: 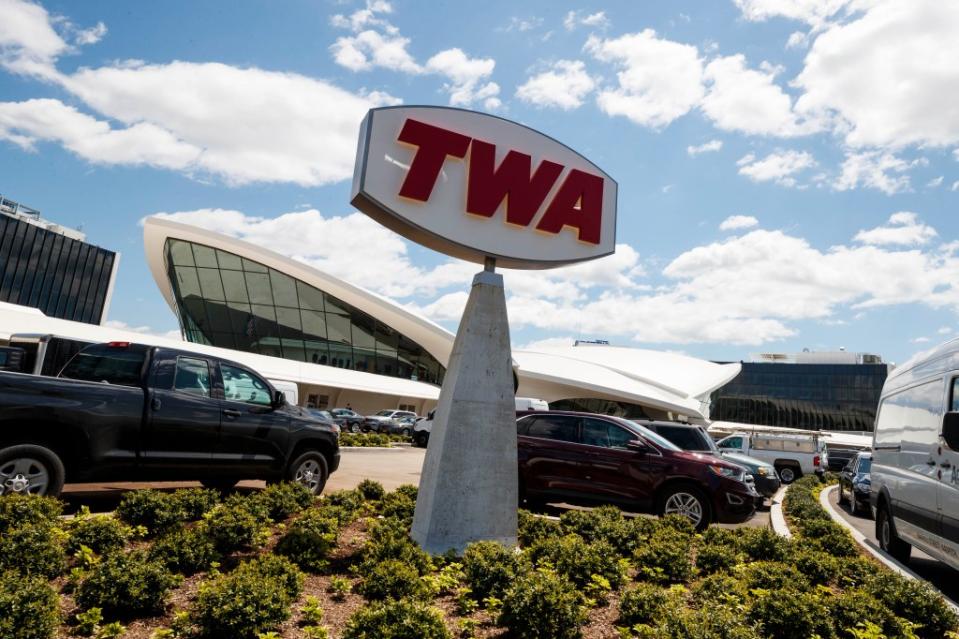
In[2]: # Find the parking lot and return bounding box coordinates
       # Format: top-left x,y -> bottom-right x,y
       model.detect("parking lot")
61,446 -> 771,529
828,486 -> 959,605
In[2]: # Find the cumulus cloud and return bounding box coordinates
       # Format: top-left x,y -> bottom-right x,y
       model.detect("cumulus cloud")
104,320 -> 182,341
331,29 -> 420,73
425,48 -> 500,108
719,215 -> 759,231
564,10 -> 610,31
733,0 -> 854,27
585,30 -> 704,128
515,60 -> 595,110
853,212 -> 938,246
833,150 -> 920,194
0,0 -> 69,77
687,139 -> 722,156
736,149 -> 816,187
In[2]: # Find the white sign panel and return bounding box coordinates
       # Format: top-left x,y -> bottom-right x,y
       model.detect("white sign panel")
351,106 -> 617,269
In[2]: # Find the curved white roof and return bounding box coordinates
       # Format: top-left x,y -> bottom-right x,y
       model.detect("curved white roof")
141,217 -> 741,418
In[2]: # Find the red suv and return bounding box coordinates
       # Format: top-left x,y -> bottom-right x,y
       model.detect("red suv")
517,411 -> 756,530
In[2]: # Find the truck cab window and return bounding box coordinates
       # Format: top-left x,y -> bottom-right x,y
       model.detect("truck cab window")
59,346 -> 144,387
719,436 -> 743,449
174,357 -> 211,397
221,364 -> 272,406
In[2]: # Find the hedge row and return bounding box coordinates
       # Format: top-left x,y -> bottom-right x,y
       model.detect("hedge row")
338,432 -> 410,447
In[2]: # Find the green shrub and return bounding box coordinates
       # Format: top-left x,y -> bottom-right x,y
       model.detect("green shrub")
657,603 -> 762,639
253,482 -> 314,522
203,501 -> 266,553
746,588 -> 832,639
789,545 -> 838,586
499,568 -> 587,639
735,526 -> 790,562
695,539 -> 743,575
558,506 -> 640,556
0,571 -> 60,639
76,551 -> 180,618
0,523 -> 66,578
393,484 -> 418,500
864,571 -> 959,639
324,489 -> 365,516
343,599 -> 450,639
462,540 -> 520,600
633,530 -> 694,585
0,494 -> 62,534
797,518 -> 858,557
829,590 -> 909,639
659,514 -> 696,536
115,490 -> 182,535
149,525 -> 220,575
360,519 -> 432,575
275,510 -> 339,572
529,533 -> 626,590
835,556 -> 881,589
339,433 -> 393,448
518,509 -> 560,546
357,558 -> 430,601
379,491 -> 415,522
191,555 -> 303,639
357,479 -> 386,501
736,561 -> 808,592
619,582 -> 670,627
691,573 -> 748,607
171,488 -> 220,521
67,515 -> 128,557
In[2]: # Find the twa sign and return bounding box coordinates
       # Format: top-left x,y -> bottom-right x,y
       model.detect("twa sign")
351,106 -> 617,269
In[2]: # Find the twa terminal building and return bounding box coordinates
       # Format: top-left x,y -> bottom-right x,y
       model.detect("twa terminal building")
0,215 -> 740,422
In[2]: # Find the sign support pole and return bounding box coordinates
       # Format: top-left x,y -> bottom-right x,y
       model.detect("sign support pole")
411,259 -> 517,554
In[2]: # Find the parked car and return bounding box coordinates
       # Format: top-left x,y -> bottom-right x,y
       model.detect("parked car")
517,411 -> 757,530
715,431 -> 828,484
389,415 -> 419,437
305,409 -> 343,436
838,451 -> 872,516
0,341 -> 340,497
640,421 -> 780,499
413,398 -> 548,448
330,408 -> 365,432
826,446 -> 861,472
364,409 -> 417,433
871,339 -> 959,568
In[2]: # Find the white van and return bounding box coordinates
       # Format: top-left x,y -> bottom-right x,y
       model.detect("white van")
871,339 -> 959,569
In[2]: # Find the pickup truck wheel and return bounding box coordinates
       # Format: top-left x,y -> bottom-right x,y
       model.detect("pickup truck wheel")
776,465 -> 800,484
0,445 -> 65,497
288,451 -> 328,495
659,485 -> 711,532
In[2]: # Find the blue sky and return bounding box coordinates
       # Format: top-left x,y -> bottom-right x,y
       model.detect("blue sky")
0,0 -> 957,364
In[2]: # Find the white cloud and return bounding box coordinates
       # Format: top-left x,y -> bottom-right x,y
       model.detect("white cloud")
0,0 -> 69,77
912,336 -> 931,344
501,16 -> 543,33
939,326 -> 953,335
687,139 -> 722,156
853,212 -> 938,246
927,176 -> 944,188
515,60 -> 595,110
952,181 -> 959,192
104,320 -> 182,341
719,215 -> 759,231
794,0 -> 959,149
564,10 -> 610,31
786,30 -> 808,48
586,30 -> 704,128
331,29 -> 420,73
733,0 -> 854,27
73,21 -> 107,46
701,54 -> 817,137
833,150 -> 919,195
425,48 -> 500,107
736,149 -> 816,187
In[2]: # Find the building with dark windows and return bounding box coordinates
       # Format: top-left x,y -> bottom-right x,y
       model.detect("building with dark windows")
0,195 -> 118,325
709,351 -> 890,432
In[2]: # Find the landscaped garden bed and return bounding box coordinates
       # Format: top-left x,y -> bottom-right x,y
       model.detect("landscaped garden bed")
1,475 -> 956,639
338,433 -> 410,447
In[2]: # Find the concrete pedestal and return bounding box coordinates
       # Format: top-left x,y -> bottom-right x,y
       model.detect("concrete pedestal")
411,270 -> 517,555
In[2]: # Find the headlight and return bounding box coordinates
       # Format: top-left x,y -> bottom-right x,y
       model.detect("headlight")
708,465 -> 743,481
854,479 -> 871,490
756,467 -> 769,476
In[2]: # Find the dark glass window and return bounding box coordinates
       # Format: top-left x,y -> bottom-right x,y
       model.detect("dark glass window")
525,416 -> 578,442
221,364 -> 272,405
656,425 -> 711,451
174,356 -> 212,397
60,345 -> 145,387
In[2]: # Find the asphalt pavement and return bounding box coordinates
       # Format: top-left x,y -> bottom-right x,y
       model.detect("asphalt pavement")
827,486 -> 959,604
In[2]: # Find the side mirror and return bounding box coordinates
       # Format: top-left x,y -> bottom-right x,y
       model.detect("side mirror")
626,440 -> 651,453
272,390 -> 286,408
943,412 -> 959,450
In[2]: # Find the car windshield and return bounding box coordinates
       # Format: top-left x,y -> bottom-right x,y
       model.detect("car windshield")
859,458 -> 872,473
656,425 -> 716,452
375,410 -> 393,416
627,421 -> 682,451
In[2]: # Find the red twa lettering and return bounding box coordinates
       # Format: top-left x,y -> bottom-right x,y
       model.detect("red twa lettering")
395,118 -> 604,245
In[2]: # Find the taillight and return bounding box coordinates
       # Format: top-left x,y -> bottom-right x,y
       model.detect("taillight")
107,341 -> 130,348
813,455 -> 821,467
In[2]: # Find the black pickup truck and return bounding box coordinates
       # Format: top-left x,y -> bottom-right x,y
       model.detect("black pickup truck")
0,342 -> 340,497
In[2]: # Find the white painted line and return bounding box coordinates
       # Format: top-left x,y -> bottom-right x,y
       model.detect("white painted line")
769,484 -> 792,538
819,485 -> 959,613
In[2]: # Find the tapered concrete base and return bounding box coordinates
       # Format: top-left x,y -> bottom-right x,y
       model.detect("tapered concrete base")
411,270 -> 517,555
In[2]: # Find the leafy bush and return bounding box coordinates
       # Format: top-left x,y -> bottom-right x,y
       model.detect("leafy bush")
357,558 -> 430,601
379,490 -> 416,523
357,478 -> 386,502
171,488 -> 220,521
530,533 -> 626,590
203,500 -> 266,553
691,573 -> 749,607
0,494 -> 62,534
0,571 -> 60,639
735,526 -> 790,562
829,590 -> 909,639
393,484 -> 418,501
338,433 -> 394,447
835,556 -> 881,589
149,525 -> 220,575
323,489 -> 365,520
789,545 -> 838,586
518,509 -> 560,546
633,529 -> 694,585
864,571 -> 959,639
558,506 -> 641,557
67,515 -> 128,557
694,532 -> 743,575
191,555 -> 303,639
360,519 -> 432,575
0,523 -> 66,578
253,482 -> 314,522
462,540 -> 520,600
736,561 -> 808,592
618,583 -> 670,627
343,600 -> 450,639
115,490 -> 183,535
797,518 -> 858,557
76,551 -> 180,618
656,603 -> 762,639
746,588 -> 833,639
499,568 -> 587,639
275,509 -> 339,572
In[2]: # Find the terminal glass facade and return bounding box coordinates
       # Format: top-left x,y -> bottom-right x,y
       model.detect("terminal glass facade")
164,239 -> 445,385
0,213 -> 116,324
709,362 -> 889,431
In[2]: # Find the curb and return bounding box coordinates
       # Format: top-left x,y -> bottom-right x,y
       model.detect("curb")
340,446 -> 405,452
769,484 -> 791,538
819,485 -> 959,613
